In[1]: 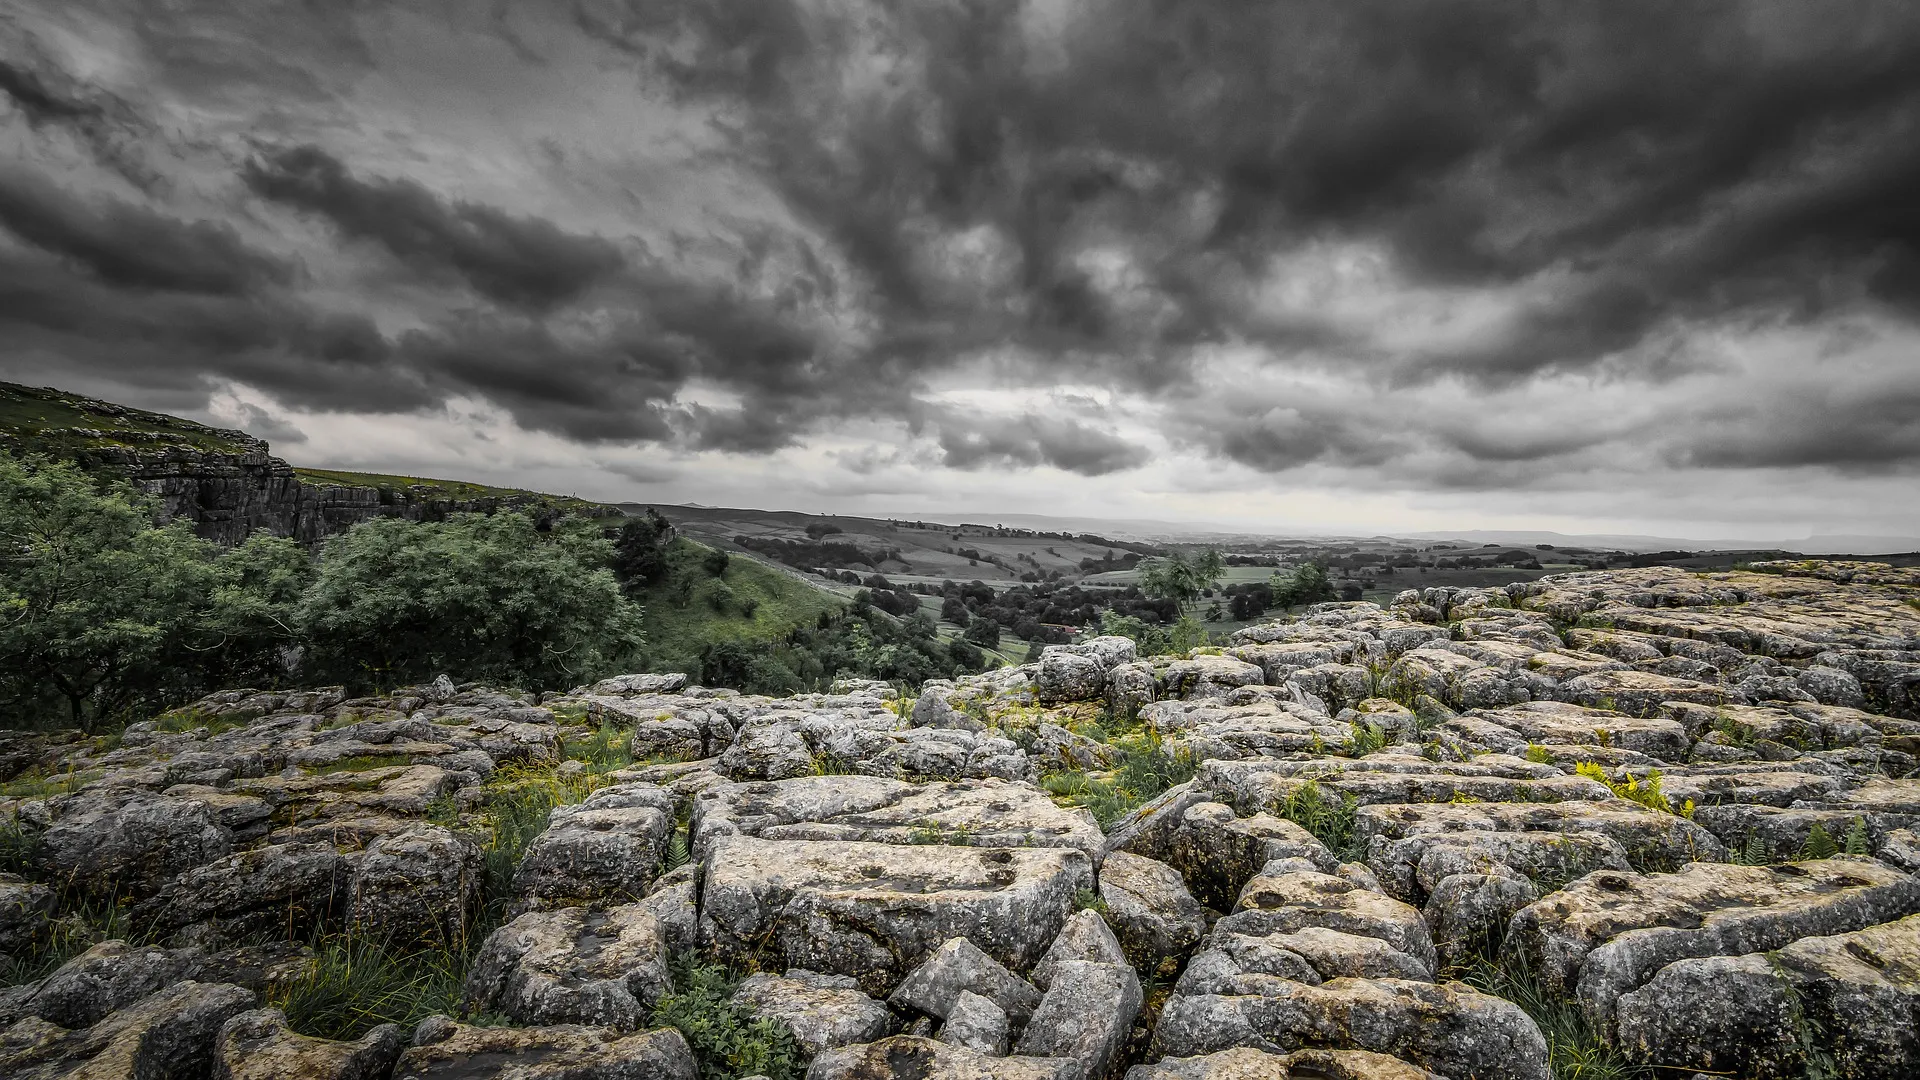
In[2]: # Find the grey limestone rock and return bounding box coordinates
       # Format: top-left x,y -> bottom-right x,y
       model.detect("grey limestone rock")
213,1008 -> 404,1080
730,969 -> 892,1054
888,936 -> 1044,1025
1013,960 -> 1142,1080
807,1035 -> 1073,1080
393,1019 -> 697,1080
512,783 -> 673,908
0,979 -> 257,1080
938,989 -> 1009,1056
462,904 -> 671,1029
1098,850 -> 1209,972
1032,908 -> 1129,990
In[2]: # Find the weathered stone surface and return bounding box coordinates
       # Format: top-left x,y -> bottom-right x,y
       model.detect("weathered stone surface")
692,775 -> 1102,860
700,836 -> 1089,994
1176,926 -> 1430,989
730,969 -> 892,1054
1613,912 -> 1920,1079
1112,790 -> 1336,913
1353,799 -> 1724,875
393,1019 -> 697,1080
513,784 -> 672,907
1125,1047 -> 1444,1080
0,980 -> 256,1080
35,789 -> 250,898
136,841 -> 349,945
0,874 -> 56,958
462,904 -> 670,1029
1154,978 -> 1549,1080
1226,870 -> 1437,977
1505,858 -> 1920,1038
938,989 -> 1009,1056
1013,960 -> 1142,1080
213,1008 -> 404,1080
808,1035 -> 1072,1080
1099,850 -> 1209,971
347,824 -> 482,945
889,936 -> 1045,1025
1474,701 -> 1690,758
0,940 -> 196,1029
1559,669 -> 1745,717
1032,908 -> 1129,989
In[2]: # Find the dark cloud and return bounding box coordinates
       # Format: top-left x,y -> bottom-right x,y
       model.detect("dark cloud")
6,0 -> 1920,495
936,411 -> 1145,476
243,145 -> 626,311
0,170 -> 290,294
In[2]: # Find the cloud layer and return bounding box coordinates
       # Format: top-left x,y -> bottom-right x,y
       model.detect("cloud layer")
2,0 -> 1917,538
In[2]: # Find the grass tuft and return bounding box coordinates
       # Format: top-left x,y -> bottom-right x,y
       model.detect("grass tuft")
652,955 -> 808,1080
271,935 -> 466,1040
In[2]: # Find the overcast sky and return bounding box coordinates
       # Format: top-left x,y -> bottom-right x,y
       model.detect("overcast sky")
3,2 -> 1918,540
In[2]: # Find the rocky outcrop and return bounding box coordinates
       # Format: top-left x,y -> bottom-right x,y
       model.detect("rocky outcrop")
3,560 -> 1920,1078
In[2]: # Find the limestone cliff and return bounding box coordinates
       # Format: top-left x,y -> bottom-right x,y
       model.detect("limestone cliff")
1,381 -> 615,544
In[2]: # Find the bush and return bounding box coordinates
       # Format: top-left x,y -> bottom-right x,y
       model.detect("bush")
299,513 -> 644,693
652,957 -> 808,1080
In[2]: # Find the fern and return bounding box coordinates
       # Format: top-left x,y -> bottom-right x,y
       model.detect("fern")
1843,817 -> 1870,857
1800,822 -> 1838,860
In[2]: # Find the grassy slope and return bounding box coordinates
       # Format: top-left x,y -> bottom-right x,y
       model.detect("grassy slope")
294,467 -> 603,510
0,381 -> 255,454
632,538 -> 846,675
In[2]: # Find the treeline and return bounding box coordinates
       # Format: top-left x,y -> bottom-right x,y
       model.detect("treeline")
0,456 -> 989,732
0,454 -> 646,731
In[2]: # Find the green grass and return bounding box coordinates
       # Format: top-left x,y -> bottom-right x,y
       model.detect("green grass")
0,767 -> 103,798
0,380 -> 256,455
1040,733 -> 1198,829
293,468 -> 602,510
652,957 -> 808,1080
630,539 -> 844,675
1271,780 -> 1364,862
0,894 -> 142,988
1462,954 -> 1646,1080
270,935 -> 468,1039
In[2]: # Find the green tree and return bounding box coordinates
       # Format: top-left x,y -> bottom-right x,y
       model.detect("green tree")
0,455 -> 301,730
1271,560 -> 1336,612
298,513 -> 644,692
1138,548 -> 1224,607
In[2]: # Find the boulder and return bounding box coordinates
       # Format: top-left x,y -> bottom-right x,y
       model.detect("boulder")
1124,1047 -> 1444,1079
1176,926 -> 1431,988
347,824 -> 482,946
888,936 -> 1044,1026
135,842 -> 349,945
35,790 -> 248,898
462,904 -> 671,1029
0,940 -> 196,1029
1153,978 -> 1548,1080
393,1018 -> 697,1080
1031,909 -> 1129,989
807,1035 -> 1073,1079
213,1008 -> 404,1080
1611,911 -> 1920,1079
1226,870 -> 1437,977
0,980 -> 256,1080
1098,850 -> 1209,972
938,990 -> 1009,1055
699,836 -> 1090,994
1039,649 -> 1109,704
513,784 -> 673,908
1013,960 -> 1142,1080
1504,858 -> 1920,1039
730,969 -> 892,1055
912,690 -> 984,732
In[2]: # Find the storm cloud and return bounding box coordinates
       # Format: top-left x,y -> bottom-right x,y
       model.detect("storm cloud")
1,0 -> 1917,536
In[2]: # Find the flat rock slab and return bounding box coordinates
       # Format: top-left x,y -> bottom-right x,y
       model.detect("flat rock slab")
214,1008 -> 404,1080
1365,828 -> 1632,904
1125,1046 -> 1445,1079
698,835 -> 1092,995
1225,871 -> 1437,977
730,970 -> 892,1055
1472,701 -> 1689,758
1153,977 -> 1549,1080
0,980 -> 257,1080
1353,799 -> 1725,873
394,1020 -> 696,1080
1612,911 -> 1920,1079
808,1035 -> 1073,1079
1504,857 -> 1920,1039
462,905 -> 670,1030
691,775 -> 1102,860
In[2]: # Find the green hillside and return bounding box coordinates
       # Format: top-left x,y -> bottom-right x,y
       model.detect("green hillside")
0,381 -> 257,455
294,467 -> 605,512
631,538 -> 846,676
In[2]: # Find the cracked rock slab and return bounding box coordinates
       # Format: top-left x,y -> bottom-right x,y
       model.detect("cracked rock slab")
698,836 -> 1090,995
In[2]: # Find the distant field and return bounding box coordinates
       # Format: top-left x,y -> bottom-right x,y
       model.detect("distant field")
629,540 -> 845,675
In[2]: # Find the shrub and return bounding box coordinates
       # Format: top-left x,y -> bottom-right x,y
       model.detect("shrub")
299,513 -> 644,693
652,957 -> 807,1080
